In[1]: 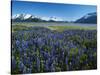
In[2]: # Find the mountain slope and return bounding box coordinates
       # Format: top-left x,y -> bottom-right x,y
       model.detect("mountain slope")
75,12 -> 97,24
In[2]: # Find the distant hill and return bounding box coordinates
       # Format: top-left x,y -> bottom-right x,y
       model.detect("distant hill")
75,12 -> 97,24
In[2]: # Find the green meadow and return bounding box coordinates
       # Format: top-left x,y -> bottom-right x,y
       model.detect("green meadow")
12,22 -> 96,32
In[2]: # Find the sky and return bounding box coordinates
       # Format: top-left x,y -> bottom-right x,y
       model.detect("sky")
11,0 -> 97,21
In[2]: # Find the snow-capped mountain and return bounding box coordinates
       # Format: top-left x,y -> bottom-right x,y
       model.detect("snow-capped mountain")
12,14 -> 20,19
12,12 -> 97,23
83,12 -> 96,19
75,12 -> 97,24
12,14 -> 63,22
12,14 -> 39,20
12,14 -> 42,22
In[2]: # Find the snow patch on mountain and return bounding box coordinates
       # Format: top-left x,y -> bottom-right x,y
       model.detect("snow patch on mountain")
83,12 -> 97,19
24,14 -> 32,19
12,14 -> 21,19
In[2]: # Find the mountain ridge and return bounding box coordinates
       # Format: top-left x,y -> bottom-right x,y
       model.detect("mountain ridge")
12,12 -> 97,24
75,12 -> 97,24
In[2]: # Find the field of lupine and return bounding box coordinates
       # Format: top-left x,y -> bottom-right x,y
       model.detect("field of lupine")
11,25 -> 97,74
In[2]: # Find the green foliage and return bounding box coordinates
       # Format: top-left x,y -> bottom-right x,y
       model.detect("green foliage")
12,25 -> 33,32
48,25 -> 96,31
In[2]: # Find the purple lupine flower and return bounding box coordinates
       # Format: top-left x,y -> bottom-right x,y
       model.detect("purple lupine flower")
65,57 -> 68,64
37,57 -> 40,71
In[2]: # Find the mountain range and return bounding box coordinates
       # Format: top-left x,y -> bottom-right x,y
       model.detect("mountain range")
12,12 -> 97,24
12,14 -> 65,22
